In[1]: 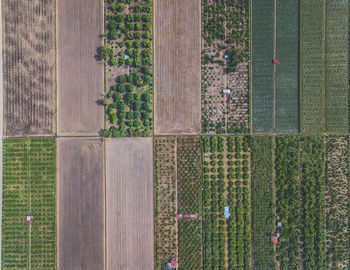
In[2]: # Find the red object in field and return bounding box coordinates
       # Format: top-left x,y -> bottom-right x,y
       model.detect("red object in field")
171,259 -> 177,266
273,238 -> 278,244
176,214 -> 182,219
26,220 -> 30,224
273,58 -> 279,64
30,216 -> 33,220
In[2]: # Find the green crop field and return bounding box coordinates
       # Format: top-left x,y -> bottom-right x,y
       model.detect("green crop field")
276,0 -> 299,133
300,0 -> 325,133
2,139 -> 56,270
251,0 -> 274,133
325,0 -> 349,132
250,136 -> 275,269
202,136 -> 251,269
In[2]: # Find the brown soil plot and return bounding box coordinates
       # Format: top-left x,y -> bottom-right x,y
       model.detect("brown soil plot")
154,0 -> 201,135
3,0 -> 55,136
57,0 -> 104,135
106,138 -> 153,270
58,138 -> 105,270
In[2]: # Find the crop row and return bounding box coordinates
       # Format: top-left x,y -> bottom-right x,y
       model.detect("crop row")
202,136 -> 251,269
177,137 -> 203,269
325,136 -> 349,268
250,136 -> 276,269
2,139 -> 56,270
154,137 -> 177,270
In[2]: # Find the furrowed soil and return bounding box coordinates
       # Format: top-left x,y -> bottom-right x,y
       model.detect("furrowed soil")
154,0 -> 201,135
106,138 -> 153,270
57,139 -> 105,270
3,0 -> 55,136
57,0 -> 104,135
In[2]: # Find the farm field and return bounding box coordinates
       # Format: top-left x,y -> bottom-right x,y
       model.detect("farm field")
57,139 -> 104,270
250,136 -> 275,269
202,0 -> 250,134
275,136 -> 326,269
57,0 -> 104,135
3,0 -> 55,136
202,136 -> 251,269
177,137 -> 203,269
2,139 -> 56,269
102,0 -> 154,137
275,0 -> 299,133
325,136 -> 349,268
154,137 -> 177,269
324,0 -> 349,132
154,0 -> 201,135
251,0 -> 274,133
300,1 -> 325,133
106,138 -> 153,270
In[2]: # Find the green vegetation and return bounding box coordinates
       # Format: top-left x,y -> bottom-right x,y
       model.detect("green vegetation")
177,137 -> 203,269
202,136 -> 251,269
275,136 -> 301,269
250,136 -> 276,269
103,0 -> 153,137
300,136 -> 325,269
201,0 -> 250,134
325,1 -> 348,132
325,136 -> 349,268
251,0 -> 274,133
154,138 -> 177,270
2,139 -> 56,270
275,0 -> 299,133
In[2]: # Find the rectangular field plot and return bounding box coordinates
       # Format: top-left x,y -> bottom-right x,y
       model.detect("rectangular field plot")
300,1 -> 325,133
252,0 -> 274,133
106,138 -> 153,270
154,0 -> 201,135
58,139 -> 104,270
325,1 -> 349,132
3,0 -> 55,136
57,0 -> 104,135
177,137 -> 203,269
251,136 -> 275,269
202,136 -> 252,268
2,139 -> 56,269
276,0 -> 299,133
154,137 -> 177,269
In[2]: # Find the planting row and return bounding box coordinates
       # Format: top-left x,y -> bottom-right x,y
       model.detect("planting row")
2,139 -> 56,270
154,135 -> 350,269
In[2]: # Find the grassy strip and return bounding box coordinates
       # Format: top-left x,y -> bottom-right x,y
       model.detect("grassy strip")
324,0 -> 349,132
251,136 -> 275,269
300,0 -> 325,132
251,0 -> 274,133
275,0 -> 299,133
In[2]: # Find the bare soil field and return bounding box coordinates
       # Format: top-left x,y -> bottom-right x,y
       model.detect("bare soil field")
57,0 -> 104,135
106,138 -> 153,270
154,0 -> 201,135
58,138 -> 104,270
3,0 -> 55,136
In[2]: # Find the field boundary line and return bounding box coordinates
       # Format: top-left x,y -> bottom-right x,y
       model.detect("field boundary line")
249,0 -> 253,133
